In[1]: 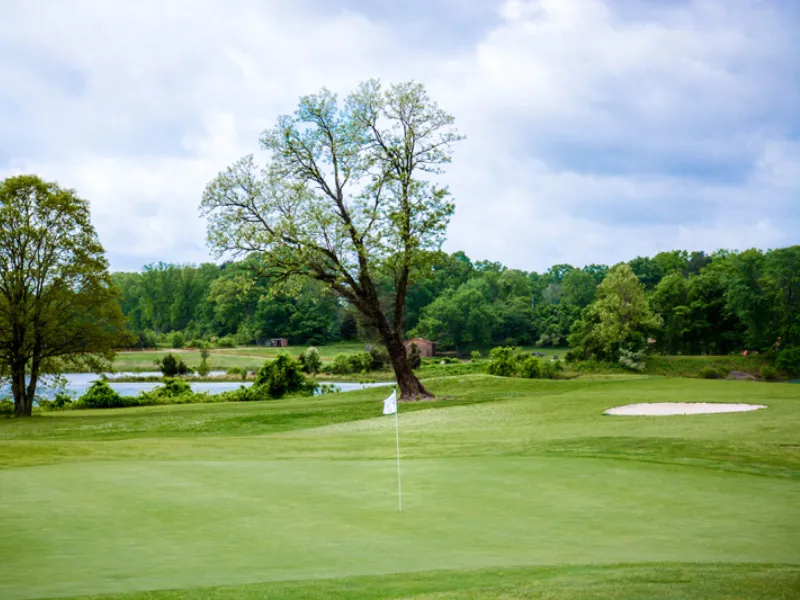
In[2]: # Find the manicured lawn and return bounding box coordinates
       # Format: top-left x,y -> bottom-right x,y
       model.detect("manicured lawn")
110,343 -> 372,372
0,376 -> 798,599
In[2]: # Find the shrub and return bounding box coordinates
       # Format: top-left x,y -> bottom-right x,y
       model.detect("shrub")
775,347 -> 800,376
254,354 -> 311,399
216,336 -> 236,348
350,352 -> 373,373
158,353 -> 191,377
487,347 -> 519,377
518,355 -> 543,379
698,366 -> 723,379
299,347 -> 322,374
760,365 -> 779,381
38,392 -> 74,411
369,346 -> 390,371
133,330 -> 158,349
226,367 -> 242,376
197,359 -> 210,377
78,380 -> 132,408
618,348 -> 647,373
330,352 -> 373,374
470,350 -> 481,360
407,343 -> 421,369
154,378 -> 193,397
53,393 -> 73,409
0,399 -> 15,415
169,332 -> 185,349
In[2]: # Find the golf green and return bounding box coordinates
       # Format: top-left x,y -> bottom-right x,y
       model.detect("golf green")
0,375 -> 798,599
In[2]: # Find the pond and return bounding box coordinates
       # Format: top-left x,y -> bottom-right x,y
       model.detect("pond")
5,373 -> 392,400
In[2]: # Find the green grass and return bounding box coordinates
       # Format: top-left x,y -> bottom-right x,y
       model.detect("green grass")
110,343 -> 376,373
1,376 -> 798,599
647,355 -> 769,378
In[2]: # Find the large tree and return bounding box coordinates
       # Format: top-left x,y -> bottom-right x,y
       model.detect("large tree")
201,80 -> 463,399
0,175 -> 131,416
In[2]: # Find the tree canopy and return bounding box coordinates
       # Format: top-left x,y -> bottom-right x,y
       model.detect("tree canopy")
0,175 -> 131,416
201,80 -> 463,399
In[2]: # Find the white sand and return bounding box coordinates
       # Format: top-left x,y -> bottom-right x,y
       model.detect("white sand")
605,402 -> 767,416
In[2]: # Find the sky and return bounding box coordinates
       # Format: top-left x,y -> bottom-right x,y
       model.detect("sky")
1,0 -> 798,273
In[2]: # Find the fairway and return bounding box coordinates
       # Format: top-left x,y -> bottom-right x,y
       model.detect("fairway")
1,376 -> 799,599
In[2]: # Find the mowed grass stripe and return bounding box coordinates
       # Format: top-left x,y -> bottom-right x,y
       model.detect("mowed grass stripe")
39,564 -> 800,600
1,457 -> 798,599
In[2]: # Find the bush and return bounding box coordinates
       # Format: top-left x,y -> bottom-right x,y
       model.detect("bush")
35,392 -> 74,411
0,400 -> 15,415
618,348 -> 647,373
154,378 -> 193,397
518,355 -> 543,379
299,347 -> 322,374
775,347 -> 800,376
158,353 -> 191,377
407,343 -> 421,369
369,346 -> 390,371
760,365 -> 779,381
216,336 -> 236,348
487,347 -> 519,377
698,366 -> 723,379
169,332 -> 185,349
53,393 -> 73,409
133,330 -> 158,349
470,350 -> 481,360
226,367 -> 242,376
330,352 -> 373,375
78,380 -> 132,409
254,354 -> 311,399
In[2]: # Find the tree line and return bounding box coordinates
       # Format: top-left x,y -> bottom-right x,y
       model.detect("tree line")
113,245 -> 799,360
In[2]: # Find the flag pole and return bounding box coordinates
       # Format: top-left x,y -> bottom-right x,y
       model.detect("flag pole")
394,386 -> 402,513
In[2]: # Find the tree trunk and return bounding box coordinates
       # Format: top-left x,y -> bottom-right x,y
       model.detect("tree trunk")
382,330 -> 433,401
11,363 -> 32,417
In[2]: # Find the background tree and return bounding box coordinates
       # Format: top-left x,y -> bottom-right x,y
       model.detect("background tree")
561,269 -> 597,308
201,80 -> 463,400
0,175 -> 132,416
567,263 -> 661,362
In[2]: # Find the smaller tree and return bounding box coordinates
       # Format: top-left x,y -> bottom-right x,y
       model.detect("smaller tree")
298,347 -> 322,374
197,346 -> 211,376
567,264 -> 662,363
0,175 -> 133,416
158,353 -> 191,377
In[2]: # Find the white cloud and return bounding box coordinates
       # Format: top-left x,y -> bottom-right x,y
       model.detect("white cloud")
1,0 -> 798,272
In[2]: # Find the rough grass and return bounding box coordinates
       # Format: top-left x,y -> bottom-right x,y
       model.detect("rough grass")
0,376 -> 798,600
647,355 -> 769,378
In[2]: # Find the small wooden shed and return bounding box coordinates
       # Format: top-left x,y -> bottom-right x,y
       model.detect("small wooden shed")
269,338 -> 289,348
404,338 -> 436,357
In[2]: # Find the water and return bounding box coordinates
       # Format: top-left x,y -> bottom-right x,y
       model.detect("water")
3,373 -> 391,400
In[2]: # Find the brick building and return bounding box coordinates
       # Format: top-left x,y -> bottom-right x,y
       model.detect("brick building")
404,338 -> 436,357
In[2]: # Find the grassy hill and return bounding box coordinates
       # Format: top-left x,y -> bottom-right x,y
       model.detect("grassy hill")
0,376 -> 798,599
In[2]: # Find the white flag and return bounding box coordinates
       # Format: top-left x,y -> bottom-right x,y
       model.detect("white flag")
383,389 -> 397,415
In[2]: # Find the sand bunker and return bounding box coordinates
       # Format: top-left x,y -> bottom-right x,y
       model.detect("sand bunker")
605,403 -> 766,416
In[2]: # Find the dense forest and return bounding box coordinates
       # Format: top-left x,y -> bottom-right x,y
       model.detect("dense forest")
113,246 -> 799,357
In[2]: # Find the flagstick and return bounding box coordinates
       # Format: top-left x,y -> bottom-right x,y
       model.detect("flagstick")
394,386 -> 402,513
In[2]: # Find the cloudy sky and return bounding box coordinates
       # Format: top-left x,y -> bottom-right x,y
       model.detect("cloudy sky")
1,0 -> 798,272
